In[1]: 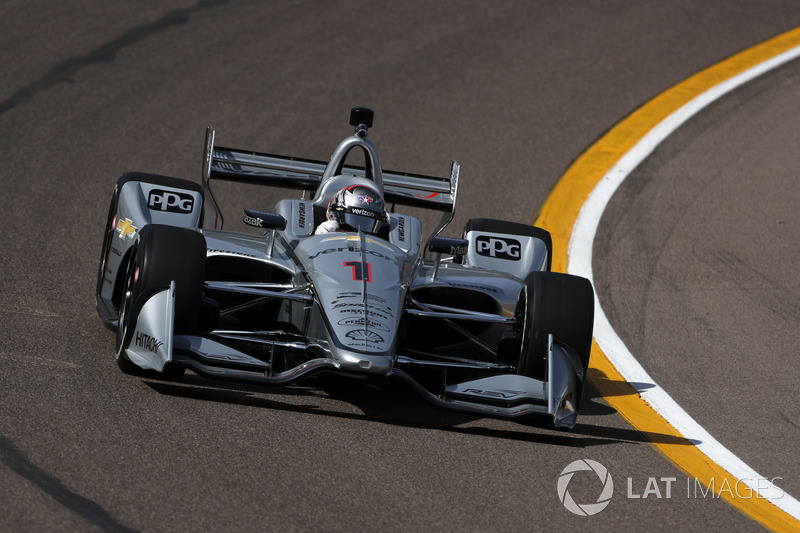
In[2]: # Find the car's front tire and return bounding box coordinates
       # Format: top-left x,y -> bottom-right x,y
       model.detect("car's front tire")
115,224 -> 206,378
516,271 -> 594,381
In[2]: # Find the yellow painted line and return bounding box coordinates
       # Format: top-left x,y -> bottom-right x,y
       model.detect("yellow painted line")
534,26 -> 800,532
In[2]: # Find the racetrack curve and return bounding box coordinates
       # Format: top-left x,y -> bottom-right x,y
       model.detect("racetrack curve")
2,2 -> 800,531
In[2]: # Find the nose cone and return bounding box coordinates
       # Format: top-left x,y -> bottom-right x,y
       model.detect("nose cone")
297,234 -> 410,355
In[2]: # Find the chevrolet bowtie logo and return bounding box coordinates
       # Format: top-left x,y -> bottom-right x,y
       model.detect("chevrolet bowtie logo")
116,218 -> 137,239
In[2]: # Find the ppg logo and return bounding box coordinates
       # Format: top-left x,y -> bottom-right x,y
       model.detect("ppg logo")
147,189 -> 194,213
476,235 -> 521,261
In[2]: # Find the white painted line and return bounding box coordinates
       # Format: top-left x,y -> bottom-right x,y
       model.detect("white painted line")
568,46 -> 800,517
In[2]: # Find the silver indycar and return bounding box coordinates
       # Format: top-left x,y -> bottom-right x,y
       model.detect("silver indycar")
95,108 -> 594,429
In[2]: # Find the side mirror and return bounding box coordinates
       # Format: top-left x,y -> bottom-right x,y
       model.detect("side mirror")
244,210 -> 286,259
428,236 -> 468,256
427,237 -> 468,281
243,209 -> 287,230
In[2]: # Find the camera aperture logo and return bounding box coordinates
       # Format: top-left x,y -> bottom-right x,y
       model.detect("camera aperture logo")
557,459 -> 614,516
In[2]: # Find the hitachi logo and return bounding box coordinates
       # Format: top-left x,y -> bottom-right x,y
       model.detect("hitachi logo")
135,332 -> 163,353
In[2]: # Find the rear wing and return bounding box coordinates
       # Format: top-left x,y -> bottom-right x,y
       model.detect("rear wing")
201,126 -> 459,231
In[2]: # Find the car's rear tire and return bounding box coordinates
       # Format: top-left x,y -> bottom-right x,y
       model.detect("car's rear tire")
115,224 -> 206,378
516,271 -> 594,381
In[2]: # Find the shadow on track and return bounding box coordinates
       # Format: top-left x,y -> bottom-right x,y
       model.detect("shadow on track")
141,370 -> 698,448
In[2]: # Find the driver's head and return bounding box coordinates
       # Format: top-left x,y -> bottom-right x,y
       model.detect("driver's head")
327,185 -> 389,234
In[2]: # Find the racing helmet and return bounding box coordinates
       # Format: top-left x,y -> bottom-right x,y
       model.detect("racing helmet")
326,185 -> 389,234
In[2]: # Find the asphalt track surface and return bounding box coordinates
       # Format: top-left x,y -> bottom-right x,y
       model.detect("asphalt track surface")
2,2 -> 800,531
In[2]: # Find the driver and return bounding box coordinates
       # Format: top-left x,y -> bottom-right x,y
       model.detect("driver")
315,184 -> 390,235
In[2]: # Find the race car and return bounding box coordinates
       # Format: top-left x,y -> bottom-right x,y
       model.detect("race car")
95,107 -> 594,429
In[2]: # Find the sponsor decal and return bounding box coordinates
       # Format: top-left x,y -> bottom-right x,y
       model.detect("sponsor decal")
367,293 -> 389,305
135,331 -> 163,353
345,329 -> 385,344
147,189 -> 194,213
116,218 -> 137,239
450,244 -> 469,255
309,247 -> 394,263
462,388 -> 526,399
298,202 -> 307,228
476,235 -> 521,261
242,213 -> 262,227
336,291 -> 389,304
337,308 -> 391,321
350,207 -> 375,218
397,216 -> 406,242
337,317 -> 390,332
110,246 -> 122,257
207,248 -> 256,258
443,280 -> 499,294
357,194 -> 374,204
332,302 -> 392,314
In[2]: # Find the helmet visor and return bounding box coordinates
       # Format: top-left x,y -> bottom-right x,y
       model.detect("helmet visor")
338,208 -> 388,234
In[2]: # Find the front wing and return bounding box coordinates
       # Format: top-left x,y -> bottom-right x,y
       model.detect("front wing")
125,283 -> 581,429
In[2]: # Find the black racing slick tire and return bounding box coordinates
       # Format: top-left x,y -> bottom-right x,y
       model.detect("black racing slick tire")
516,271 -> 594,381
96,183 -> 123,330
115,224 -> 206,378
